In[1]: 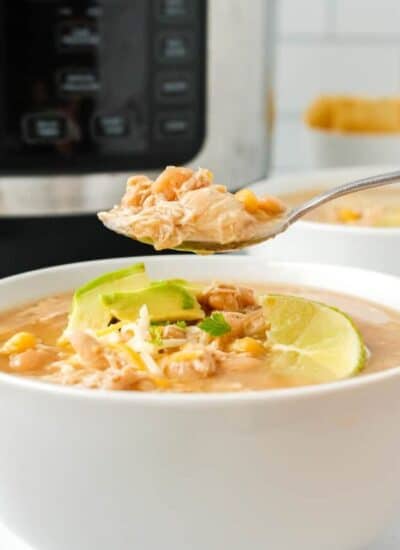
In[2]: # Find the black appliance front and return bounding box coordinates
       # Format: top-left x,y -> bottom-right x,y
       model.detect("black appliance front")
0,0 -> 207,276
1,215 -> 179,278
0,0 -> 206,174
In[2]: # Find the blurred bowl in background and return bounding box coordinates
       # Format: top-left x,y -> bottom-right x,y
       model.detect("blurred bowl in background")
307,128 -> 400,168
248,165 -> 400,275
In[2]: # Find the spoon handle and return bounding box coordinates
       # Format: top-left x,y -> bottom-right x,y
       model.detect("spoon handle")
287,169 -> 400,224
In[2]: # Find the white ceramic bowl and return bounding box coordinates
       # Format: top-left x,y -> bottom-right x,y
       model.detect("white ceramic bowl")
249,166 -> 400,275
307,128 -> 400,168
1,256 -> 400,550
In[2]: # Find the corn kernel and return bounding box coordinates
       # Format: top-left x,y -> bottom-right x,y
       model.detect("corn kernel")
235,189 -> 259,213
56,335 -> 74,349
204,169 -> 214,182
0,332 -> 37,355
214,184 -> 227,193
230,337 -> 266,356
337,208 -> 362,223
153,377 -> 171,389
258,195 -> 286,215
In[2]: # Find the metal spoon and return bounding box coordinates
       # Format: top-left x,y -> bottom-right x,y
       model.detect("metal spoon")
174,169 -> 400,253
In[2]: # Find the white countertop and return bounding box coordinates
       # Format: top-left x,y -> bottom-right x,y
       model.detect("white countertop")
0,525 -> 30,550
1,521 -> 399,550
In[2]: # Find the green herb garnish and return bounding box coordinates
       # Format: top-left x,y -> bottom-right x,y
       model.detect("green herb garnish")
149,325 -> 163,346
198,312 -> 231,337
176,320 -> 187,329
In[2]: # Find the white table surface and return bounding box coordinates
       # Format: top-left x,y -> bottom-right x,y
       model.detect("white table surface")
1,521 -> 399,550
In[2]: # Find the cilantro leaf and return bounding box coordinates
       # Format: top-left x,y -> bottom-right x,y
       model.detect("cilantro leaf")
198,312 -> 231,337
176,320 -> 187,329
149,325 -> 163,346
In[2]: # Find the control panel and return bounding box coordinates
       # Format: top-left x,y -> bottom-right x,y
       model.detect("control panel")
0,0 -> 206,174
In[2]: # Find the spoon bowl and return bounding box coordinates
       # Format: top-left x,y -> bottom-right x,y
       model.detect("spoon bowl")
174,219 -> 290,253
176,168 -> 400,253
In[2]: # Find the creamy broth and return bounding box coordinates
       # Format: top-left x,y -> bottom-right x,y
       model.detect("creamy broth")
280,187 -> 400,227
0,284 -> 400,393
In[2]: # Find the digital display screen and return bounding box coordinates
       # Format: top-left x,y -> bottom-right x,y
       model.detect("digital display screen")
0,0 -> 206,173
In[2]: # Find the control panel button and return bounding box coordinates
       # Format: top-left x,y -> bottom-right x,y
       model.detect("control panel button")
22,113 -> 68,144
57,21 -> 100,50
155,112 -> 194,139
156,32 -> 194,63
57,68 -> 100,95
156,72 -> 194,102
93,115 -> 130,138
86,5 -> 103,18
57,7 -> 73,17
155,0 -> 193,21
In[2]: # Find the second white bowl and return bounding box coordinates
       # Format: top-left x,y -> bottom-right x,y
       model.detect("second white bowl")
307,129 -> 400,169
249,165 -> 400,275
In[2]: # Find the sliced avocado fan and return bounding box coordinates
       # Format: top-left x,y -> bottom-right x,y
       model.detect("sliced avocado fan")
101,281 -> 205,323
63,263 -> 149,337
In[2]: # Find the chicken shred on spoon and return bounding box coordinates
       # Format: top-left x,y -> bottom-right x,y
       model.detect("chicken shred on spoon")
98,166 -> 287,252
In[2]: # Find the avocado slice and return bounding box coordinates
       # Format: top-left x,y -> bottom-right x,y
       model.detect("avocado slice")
150,278 -> 204,297
64,263 -> 149,336
101,282 -> 205,323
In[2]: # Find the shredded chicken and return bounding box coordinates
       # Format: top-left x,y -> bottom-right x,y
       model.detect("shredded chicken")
69,330 -> 109,370
199,283 -> 257,312
162,325 -> 186,339
210,309 -> 268,348
83,365 -> 143,391
242,308 -> 269,339
9,347 -> 59,372
98,166 -> 286,250
121,175 -> 153,207
161,345 -> 218,380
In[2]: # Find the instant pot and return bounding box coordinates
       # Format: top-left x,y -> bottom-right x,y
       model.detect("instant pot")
0,0 -> 276,276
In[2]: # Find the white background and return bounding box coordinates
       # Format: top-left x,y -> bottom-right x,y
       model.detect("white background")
274,0 -> 400,172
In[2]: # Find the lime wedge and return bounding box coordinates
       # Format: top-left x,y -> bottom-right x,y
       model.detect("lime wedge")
262,294 -> 366,384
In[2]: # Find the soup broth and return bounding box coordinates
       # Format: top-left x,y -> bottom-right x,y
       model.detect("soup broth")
1,284 -> 399,393
280,187 -> 400,227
